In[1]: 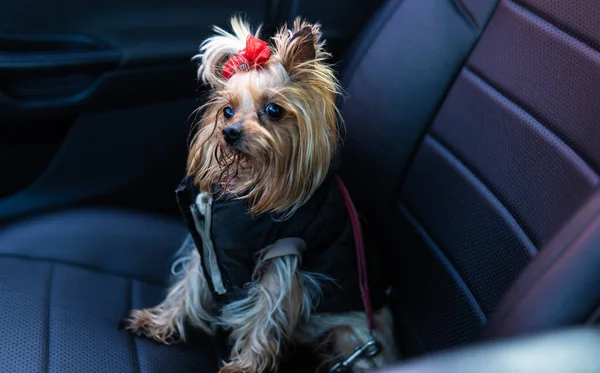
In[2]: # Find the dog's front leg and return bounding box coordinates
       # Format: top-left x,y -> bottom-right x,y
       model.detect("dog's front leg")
125,237 -> 214,344
218,254 -> 319,373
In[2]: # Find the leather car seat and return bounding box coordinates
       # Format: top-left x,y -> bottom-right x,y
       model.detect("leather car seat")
340,0 -> 600,356
2,0 -> 600,371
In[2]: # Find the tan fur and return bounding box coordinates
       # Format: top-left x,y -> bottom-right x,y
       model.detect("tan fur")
187,16 -> 342,218
218,255 -> 321,373
126,16 -> 397,373
127,247 -> 397,372
296,308 -> 399,372
125,238 -> 215,342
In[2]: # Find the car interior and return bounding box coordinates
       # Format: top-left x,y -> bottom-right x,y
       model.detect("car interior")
1,0 -> 600,372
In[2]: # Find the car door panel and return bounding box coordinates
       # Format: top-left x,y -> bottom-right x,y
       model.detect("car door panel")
0,1 -> 267,219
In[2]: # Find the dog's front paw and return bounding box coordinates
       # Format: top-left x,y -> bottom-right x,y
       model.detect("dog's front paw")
219,362 -> 249,373
124,308 -> 183,345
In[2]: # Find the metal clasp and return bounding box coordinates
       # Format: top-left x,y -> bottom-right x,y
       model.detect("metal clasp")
329,334 -> 381,373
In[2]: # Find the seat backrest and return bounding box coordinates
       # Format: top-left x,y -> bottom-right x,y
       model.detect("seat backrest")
340,0 -> 600,356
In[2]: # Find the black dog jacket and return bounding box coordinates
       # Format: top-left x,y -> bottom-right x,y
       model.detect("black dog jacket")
175,174 -> 383,314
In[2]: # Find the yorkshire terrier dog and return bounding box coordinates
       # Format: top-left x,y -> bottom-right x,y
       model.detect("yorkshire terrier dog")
125,17 -> 397,373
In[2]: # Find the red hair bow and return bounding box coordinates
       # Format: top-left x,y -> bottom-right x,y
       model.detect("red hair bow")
222,35 -> 271,80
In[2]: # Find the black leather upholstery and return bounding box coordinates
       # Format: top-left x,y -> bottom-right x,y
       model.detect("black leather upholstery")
483,190 -> 600,339
2,0 -> 600,371
0,210 -> 219,373
340,0 -> 503,353
340,0 -> 499,220
340,0 -> 600,356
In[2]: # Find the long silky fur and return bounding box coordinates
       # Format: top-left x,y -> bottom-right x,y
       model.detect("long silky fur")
194,16 -> 262,88
218,255 -> 322,373
126,16 -> 397,373
125,236 -> 215,342
187,16 -> 343,219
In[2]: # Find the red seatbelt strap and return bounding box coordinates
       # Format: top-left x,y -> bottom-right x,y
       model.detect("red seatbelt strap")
335,174 -> 376,331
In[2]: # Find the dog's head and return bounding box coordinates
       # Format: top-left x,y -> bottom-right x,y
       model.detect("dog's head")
188,17 -> 342,217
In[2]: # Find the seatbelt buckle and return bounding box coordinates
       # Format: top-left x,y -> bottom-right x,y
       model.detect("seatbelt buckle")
329,334 -> 381,373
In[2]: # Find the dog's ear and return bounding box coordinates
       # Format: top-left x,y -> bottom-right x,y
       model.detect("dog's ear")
287,24 -> 317,66
273,18 -> 327,77
195,16 -> 260,87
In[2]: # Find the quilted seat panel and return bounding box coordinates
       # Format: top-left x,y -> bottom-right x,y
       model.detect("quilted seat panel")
0,209 -> 219,373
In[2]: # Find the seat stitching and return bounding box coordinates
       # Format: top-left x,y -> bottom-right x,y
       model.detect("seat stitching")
451,0 -> 479,29
492,208 -> 600,329
393,1 -> 500,198
588,304 -> 600,325
398,203 -> 487,324
464,65 -> 600,177
425,134 -> 538,254
44,263 -> 55,373
341,0 -> 406,88
458,68 -> 600,184
509,0 -> 600,53
0,254 -> 165,286
129,279 -> 141,373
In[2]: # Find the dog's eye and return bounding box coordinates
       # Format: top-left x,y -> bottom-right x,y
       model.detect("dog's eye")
265,103 -> 284,120
223,106 -> 234,120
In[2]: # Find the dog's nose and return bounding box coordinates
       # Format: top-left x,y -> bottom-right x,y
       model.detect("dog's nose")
222,123 -> 243,145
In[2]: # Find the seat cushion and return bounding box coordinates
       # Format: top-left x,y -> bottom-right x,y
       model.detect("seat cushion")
483,190 -> 600,339
0,209 -> 219,373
